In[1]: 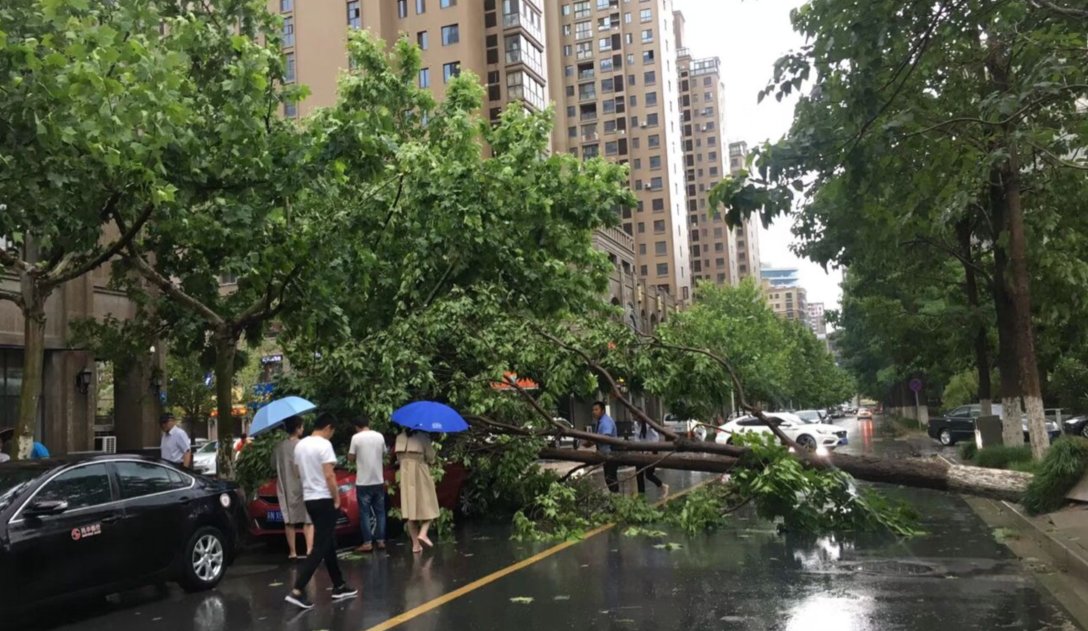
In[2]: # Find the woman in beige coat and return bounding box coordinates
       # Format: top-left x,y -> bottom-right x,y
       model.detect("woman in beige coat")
395,429 -> 440,553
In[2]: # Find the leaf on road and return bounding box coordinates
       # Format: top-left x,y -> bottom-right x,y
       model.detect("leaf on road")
652,542 -> 683,551
554,595 -> 571,601
509,597 -> 534,604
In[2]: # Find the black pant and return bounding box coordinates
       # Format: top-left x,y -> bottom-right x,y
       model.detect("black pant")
603,462 -> 620,493
293,499 -> 344,592
636,466 -> 663,494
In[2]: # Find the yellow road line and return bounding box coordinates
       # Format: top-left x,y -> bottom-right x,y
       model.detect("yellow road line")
363,478 -> 714,631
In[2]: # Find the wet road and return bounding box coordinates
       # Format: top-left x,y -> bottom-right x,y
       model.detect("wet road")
23,417 -> 1083,631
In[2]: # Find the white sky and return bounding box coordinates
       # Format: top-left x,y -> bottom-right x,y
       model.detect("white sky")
675,0 -> 843,310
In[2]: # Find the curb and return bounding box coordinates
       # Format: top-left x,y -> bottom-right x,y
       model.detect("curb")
999,500 -> 1088,585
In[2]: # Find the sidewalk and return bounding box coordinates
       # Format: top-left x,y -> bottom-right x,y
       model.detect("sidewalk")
1003,501 -> 1088,584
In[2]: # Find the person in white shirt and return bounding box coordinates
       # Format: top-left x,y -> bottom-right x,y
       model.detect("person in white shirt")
159,413 -> 191,468
348,417 -> 387,553
285,414 -> 357,610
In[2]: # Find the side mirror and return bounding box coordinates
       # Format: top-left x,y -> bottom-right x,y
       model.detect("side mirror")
25,499 -> 68,516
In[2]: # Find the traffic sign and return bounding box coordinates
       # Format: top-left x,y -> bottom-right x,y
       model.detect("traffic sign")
909,378 -> 923,393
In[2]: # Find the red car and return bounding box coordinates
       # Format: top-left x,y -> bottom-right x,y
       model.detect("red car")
247,462 -> 467,539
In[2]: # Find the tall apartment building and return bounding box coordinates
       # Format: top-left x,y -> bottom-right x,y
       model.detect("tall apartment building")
728,141 -> 761,282
545,0 -> 692,302
766,285 -> 808,323
273,0 -> 547,119
673,14 -> 737,288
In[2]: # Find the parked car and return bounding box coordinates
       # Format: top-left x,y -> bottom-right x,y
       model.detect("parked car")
714,412 -> 848,451
827,406 -> 846,419
247,460 -> 467,540
927,404 -> 1062,446
857,408 -> 873,419
1062,415 -> 1088,438
794,409 -> 827,423
663,414 -> 709,442
0,455 -> 244,615
192,440 -> 219,476
550,418 -> 578,449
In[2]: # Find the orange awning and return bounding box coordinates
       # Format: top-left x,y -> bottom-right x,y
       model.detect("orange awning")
210,405 -> 248,418
491,372 -> 540,391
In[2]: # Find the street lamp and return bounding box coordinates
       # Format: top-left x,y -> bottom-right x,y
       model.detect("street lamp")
75,369 -> 93,394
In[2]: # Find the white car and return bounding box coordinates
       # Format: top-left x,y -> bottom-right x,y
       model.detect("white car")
192,440 -> 219,476
715,412 -> 847,451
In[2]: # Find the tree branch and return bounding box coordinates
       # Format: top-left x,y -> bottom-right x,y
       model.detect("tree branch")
51,199 -> 153,287
123,249 -> 225,327
1028,0 -> 1088,18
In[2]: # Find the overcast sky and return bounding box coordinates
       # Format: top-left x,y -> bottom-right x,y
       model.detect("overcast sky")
675,0 -> 844,310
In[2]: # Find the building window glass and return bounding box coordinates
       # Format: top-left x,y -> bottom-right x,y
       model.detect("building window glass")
584,144 -> 600,158
641,28 -> 653,43
644,70 -> 656,85
648,134 -> 660,147
416,0 -> 426,14
441,0 -> 456,7
605,140 -> 619,155
643,50 -> 655,64
419,68 -> 430,88
598,37 -> 612,51
649,155 -> 662,170
652,198 -> 664,211
506,70 -> 546,109
650,176 -> 663,189
443,61 -> 461,83
398,0 -> 408,18
574,1 -> 590,18
284,52 -> 296,82
442,24 -> 460,45
645,91 -> 657,106
284,101 -> 297,118
282,16 -> 295,46
645,112 -> 658,126
653,220 -> 665,233
575,20 -> 591,39
418,31 -> 429,49
346,2 -> 362,28
576,42 -> 592,60
640,8 -> 652,22
280,0 -> 293,12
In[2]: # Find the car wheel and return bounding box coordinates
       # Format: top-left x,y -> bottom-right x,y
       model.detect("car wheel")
797,435 -> 817,451
939,429 -> 955,446
179,526 -> 228,592
1081,425 -> 1088,439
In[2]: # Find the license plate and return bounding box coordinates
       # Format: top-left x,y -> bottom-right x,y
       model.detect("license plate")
839,437 -> 849,445
266,510 -> 283,523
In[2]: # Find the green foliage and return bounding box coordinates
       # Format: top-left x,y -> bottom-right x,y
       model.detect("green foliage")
1022,437 -> 1088,515
943,370 -> 995,409
1050,358 -> 1088,414
663,483 -> 735,535
609,494 -> 664,526
433,507 -> 456,543
973,445 -> 1033,471
165,352 -> 215,425
958,442 -> 978,462
234,431 -> 283,495
512,478 -> 610,542
455,434 -> 558,519
730,433 -> 923,536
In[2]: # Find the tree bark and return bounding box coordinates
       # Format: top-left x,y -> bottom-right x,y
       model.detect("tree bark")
15,295 -> 46,461
214,334 -> 238,479
990,175 -> 1025,447
955,218 -> 992,417
538,448 -> 1033,503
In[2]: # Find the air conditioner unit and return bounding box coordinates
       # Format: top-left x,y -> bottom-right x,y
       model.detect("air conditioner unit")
95,435 -> 117,454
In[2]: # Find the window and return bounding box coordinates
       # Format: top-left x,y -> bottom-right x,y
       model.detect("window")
704,76 -> 713,86
416,0 -> 426,14
442,24 -> 460,45
645,91 -> 657,106
643,50 -> 655,64
645,112 -> 658,126
284,102 -> 297,118
715,242 -> 724,252
653,220 -> 665,234
33,464 -> 113,510
576,41 -> 592,60
564,44 -> 573,57
715,258 -> 726,267
601,78 -> 614,93
597,0 -> 610,8
640,265 -> 648,275
644,71 -> 657,86
418,31 -> 429,49
600,58 -> 614,72
625,33 -> 634,44
419,67 -> 430,88
649,155 -> 661,170
583,144 -> 600,158
574,1 -> 591,18
637,222 -> 646,234
563,4 -> 572,15
638,243 -> 647,255
649,176 -> 663,189
441,0 -> 456,6
625,11 -> 632,23
563,24 -> 572,36
280,0 -> 293,11
710,166 -> 719,176
575,20 -> 591,39
598,37 -> 612,51
284,52 -> 296,83
116,462 -> 190,499
282,16 -> 295,46
346,2 -> 361,28
652,198 -> 665,211
443,61 -> 461,83
656,263 -> 669,276
655,241 -> 667,255
641,28 -> 653,43
648,134 -> 660,147
507,71 -> 546,109
398,0 -> 408,18
628,94 -> 637,107
568,126 -> 577,137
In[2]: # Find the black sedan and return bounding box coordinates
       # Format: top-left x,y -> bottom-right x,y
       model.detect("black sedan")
0,454 -> 244,614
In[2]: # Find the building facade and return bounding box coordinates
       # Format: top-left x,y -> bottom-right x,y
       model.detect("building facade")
760,263 -> 800,288
806,301 -> 827,336
765,284 -> 808,323
545,0 -> 692,303
729,141 -> 761,282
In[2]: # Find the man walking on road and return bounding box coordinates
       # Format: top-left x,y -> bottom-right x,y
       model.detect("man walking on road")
159,413 -> 191,468
286,414 -> 357,610
586,401 -> 619,493
349,417 -> 387,553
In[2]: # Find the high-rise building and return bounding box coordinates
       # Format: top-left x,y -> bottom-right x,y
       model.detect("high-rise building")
807,302 -> 827,336
673,14 -> 737,288
729,141 -> 761,282
546,0 -> 691,302
765,284 -> 808,323
760,263 -> 800,288
272,0 -> 548,119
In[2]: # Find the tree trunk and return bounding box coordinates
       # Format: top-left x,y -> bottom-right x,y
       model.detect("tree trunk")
955,219 -> 992,417
214,334 -> 238,479
538,448 -> 1033,503
14,295 -> 46,461
990,177 -> 1025,447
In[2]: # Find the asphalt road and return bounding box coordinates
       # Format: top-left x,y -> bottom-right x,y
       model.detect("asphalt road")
20,416 -> 1084,631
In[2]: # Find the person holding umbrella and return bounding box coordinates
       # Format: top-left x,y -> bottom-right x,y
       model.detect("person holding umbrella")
272,416 -> 313,560
391,401 -> 469,553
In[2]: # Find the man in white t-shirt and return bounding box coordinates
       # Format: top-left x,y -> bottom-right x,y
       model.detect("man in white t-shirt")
348,417 -> 387,553
285,414 -> 357,610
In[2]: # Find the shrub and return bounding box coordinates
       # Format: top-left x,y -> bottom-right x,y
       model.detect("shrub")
1022,437 -> 1088,515
973,445 -> 1033,470
958,442 -> 978,461
234,431 -> 283,494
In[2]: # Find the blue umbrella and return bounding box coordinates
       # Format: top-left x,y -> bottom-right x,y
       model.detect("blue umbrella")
250,396 -> 317,436
391,401 -> 469,434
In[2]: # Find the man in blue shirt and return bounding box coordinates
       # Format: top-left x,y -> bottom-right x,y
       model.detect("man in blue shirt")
590,401 -> 619,493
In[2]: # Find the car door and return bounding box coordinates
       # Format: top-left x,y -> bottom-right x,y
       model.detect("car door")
946,406 -> 974,437
112,461 -> 195,578
7,463 -> 126,601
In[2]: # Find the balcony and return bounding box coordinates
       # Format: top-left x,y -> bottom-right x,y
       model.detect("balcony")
503,11 -> 544,47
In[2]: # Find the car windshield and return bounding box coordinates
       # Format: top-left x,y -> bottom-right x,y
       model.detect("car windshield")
795,411 -> 822,423
197,441 -> 218,454
0,468 -> 43,512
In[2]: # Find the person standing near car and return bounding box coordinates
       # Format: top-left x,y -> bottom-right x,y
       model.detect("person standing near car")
159,413 -> 192,468
349,417 -> 387,553
635,419 -> 668,498
273,416 -> 313,560
286,414 -> 357,610
583,401 -> 619,493
394,429 -> 440,553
